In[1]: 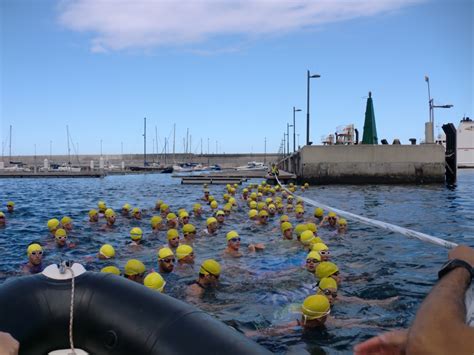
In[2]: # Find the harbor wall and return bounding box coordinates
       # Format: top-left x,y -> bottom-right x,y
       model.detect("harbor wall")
280,145 -> 445,184
1,153 -> 281,169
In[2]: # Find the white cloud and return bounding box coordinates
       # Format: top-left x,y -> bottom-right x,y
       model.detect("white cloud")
58,0 -> 422,52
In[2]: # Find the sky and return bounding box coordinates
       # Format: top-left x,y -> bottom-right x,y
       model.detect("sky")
1,0 -> 472,156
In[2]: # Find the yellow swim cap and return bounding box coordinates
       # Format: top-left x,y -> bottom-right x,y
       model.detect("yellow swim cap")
306,223 -> 318,233
200,259 -> 221,277
132,207 -> 140,214
281,222 -> 293,232
328,212 -> 337,218
47,218 -> 60,231
179,211 -> 189,218
166,213 -> 177,221
312,243 -> 329,252
249,201 -> 257,209
122,203 -> 131,211
176,244 -> 193,260
27,243 -> 43,256
61,216 -> 72,225
130,227 -> 143,241
294,224 -> 308,237
306,251 -> 321,262
101,266 -> 121,275
105,208 -> 115,218
257,202 -> 266,211
314,207 -> 324,217
55,228 -> 67,238
124,259 -> 146,276
183,224 -> 196,233
248,209 -> 258,219
295,206 -> 304,213
7,201 -> 14,207
89,209 -> 98,217
160,203 -> 169,212
155,199 -> 164,207
226,230 -> 239,241
150,215 -> 163,227
300,230 -> 316,245
167,229 -> 179,240
99,244 -> 115,258
315,262 -> 339,279
265,197 -> 273,205
338,218 -> 347,226
0,212 -> 5,217
215,210 -> 225,217
319,277 -> 338,291
258,210 -> 269,217
280,215 -> 289,223
144,272 -> 166,292
158,247 -> 174,260
193,203 -> 202,211
301,295 -> 331,320
223,203 -> 232,212
206,217 -> 217,226
210,200 -> 218,209
98,201 -> 106,208
208,196 -> 215,202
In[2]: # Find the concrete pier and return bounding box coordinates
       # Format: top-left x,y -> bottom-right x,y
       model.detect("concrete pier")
280,145 -> 446,184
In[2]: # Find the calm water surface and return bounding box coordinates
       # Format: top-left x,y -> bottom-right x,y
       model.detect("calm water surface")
1,170 -> 473,354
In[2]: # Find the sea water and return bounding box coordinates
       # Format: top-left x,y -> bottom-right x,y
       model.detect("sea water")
0,170 -> 473,354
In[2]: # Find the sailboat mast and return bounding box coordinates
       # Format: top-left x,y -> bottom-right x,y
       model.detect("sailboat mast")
173,123 -> 176,162
66,125 -> 71,166
143,117 -> 147,167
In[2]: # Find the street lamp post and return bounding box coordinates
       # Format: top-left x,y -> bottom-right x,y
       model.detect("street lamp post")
286,123 -> 293,156
425,76 -> 453,143
306,70 -> 321,145
293,107 -> 302,152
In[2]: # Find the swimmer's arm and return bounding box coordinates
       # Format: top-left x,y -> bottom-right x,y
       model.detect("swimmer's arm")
338,294 -> 399,306
248,243 -> 265,252
245,321 -> 298,338
407,268 -> 474,353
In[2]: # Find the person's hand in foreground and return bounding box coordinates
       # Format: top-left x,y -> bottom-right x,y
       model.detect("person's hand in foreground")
353,329 -> 408,355
0,332 -> 19,355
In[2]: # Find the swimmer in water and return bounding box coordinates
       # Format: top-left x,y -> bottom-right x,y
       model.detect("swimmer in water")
319,211 -> 338,229
179,211 -> 190,226
281,222 -> 294,240
176,244 -> 195,266
54,228 -> 76,248
337,218 -> 348,234
193,203 -> 203,218
305,251 -> 321,273
166,213 -> 179,229
166,229 -> 180,249
61,216 -> 73,231
131,207 -> 142,220
22,243 -> 44,274
202,217 -> 218,236
124,259 -> 146,284
313,207 -> 324,223
223,230 -> 264,257
129,227 -> 143,246
150,215 -> 164,232
255,210 -> 269,225
143,272 -> 166,292
316,261 -> 341,285
47,218 -> 60,237
98,244 -> 115,260
6,201 -> 14,213
160,203 -> 170,218
186,259 -> 221,299
121,203 -> 131,217
157,247 -> 175,274
182,223 -> 197,244
215,210 -> 225,226
312,243 -> 330,262
89,209 -> 99,222
154,199 -> 163,211
104,209 -> 116,227
245,295 -> 331,337
0,212 -> 6,226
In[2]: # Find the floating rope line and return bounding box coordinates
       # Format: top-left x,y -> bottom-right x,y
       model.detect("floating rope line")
275,176 -> 458,249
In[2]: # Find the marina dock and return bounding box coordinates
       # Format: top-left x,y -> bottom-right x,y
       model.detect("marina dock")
0,171 -> 106,178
